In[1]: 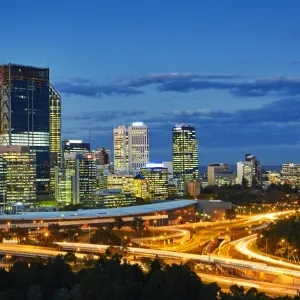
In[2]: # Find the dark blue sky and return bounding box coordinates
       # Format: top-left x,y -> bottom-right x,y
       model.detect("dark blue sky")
1,0 -> 300,165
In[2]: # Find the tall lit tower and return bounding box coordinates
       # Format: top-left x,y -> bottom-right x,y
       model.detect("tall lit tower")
128,122 -> 149,173
113,125 -> 128,173
49,84 -> 61,196
172,123 -> 199,194
0,63 -> 51,196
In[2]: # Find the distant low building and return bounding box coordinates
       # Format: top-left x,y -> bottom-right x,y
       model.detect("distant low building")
83,189 -> 136,208
281,163 -> 300,186
185,181 -> 201,198
214,171 -> 237,186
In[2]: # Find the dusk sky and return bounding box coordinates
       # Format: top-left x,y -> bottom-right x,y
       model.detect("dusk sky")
1,0 -> 300,165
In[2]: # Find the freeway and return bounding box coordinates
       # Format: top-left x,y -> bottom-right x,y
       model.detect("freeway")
234,234 -> 300,271
197,273 -> 298,296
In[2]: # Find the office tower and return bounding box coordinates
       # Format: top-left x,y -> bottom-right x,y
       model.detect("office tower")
134,174 -> 150,200
62,140 -> 90,156
106,174 -> 134,193
245,154 -> 261,186
185,181 -> 201,198
86,189 -> 136,208
140,163 -> 168,201
114,122 -> 149,174
207,163 -> 229,185
281,163 -> 300,186
262,170 -> 281,189
172,123 -> 199,195
94,147 -> 110,165
49,84 -> 61,196
0,64 -> 51,196
0,146 -> 36,205
113,125 -> 128,173
55,167 -> 74,204
128,122 -> 149,173
77,153 -> 97,200
237,154 -> 261,187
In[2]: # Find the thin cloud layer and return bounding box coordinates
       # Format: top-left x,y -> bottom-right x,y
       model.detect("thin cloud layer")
57,73 -> 300,99
55,80 -> 143,98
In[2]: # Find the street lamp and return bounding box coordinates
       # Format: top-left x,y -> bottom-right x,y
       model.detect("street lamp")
121,236 -> 127,247
73,233 -> 78,243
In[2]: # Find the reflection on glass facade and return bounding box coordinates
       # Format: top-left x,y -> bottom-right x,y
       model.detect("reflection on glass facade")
172,123 -> 199,195
49,85 -> 61,196
0,64 -> 50,195
0,146 -> 36,204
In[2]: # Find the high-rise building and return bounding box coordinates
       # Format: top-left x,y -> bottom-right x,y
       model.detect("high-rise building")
113,125 -> 128,173
172,124 -> 199,194
113,123 -> 149,174
237,154 -> 261,187
77,153 -> 97,200
128,122 -> 149,173
106,174 -> 134,193
0,64 -> 51,196
49,84 -> 61,196
185,181 -> 201,198
94,147 -> 110,165
281,163 -> 300,186
207,163 -> 229,185
0,146 -> 36,205
134,174 -> 150,200
62,140 -> 90,156
140,163 -> 168,201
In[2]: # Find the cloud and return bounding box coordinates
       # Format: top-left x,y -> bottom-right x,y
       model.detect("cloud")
55,80 -> 143,98
117,73 -> 245,87
159,76 -> 300,97
287,60 -> 300,66
65,110 -> 147,123
56,73 -> 300,100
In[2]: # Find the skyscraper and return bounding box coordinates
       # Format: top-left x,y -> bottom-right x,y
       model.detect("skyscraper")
0,146 -> 36,205
113,125 -> 128,173
128,122 -> 149,173
0,63 -> 51,196
140,163 -> 168,201
172,123 -> 199,195
49,84 -> 61,196
113,123 -> 149,174
237,154 -> 261,187
93,147 -> 110,165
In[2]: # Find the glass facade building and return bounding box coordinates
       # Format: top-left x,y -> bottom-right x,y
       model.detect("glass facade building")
0,64 -> 60,196
49,84 -> 61,196
140,164 -> 169,201
0,146 -> 36,205
172,124 -> 199,195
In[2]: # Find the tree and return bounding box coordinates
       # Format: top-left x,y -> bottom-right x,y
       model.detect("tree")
130,216 -> 145,233
11,227 -> 28,241
114,216 -> 125,231
224,208 -> 236,220
242,177 -> 249,188
64,251 -> 77,265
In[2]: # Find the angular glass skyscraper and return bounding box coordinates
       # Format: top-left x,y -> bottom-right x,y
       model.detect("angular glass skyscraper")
49,84 -> 61,196
0,63 -> 60,197
172,123 -> 199,195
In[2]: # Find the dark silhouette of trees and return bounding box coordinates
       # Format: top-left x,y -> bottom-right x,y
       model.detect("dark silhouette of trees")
114,216 -> 125,231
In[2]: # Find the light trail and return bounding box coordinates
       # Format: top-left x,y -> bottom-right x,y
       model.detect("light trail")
235,234 -> 300,271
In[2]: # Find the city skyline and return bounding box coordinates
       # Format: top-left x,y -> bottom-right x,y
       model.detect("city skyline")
1,1 -> 300,164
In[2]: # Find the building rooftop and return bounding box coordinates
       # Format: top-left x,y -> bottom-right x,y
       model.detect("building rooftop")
0,200 -> 196,220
